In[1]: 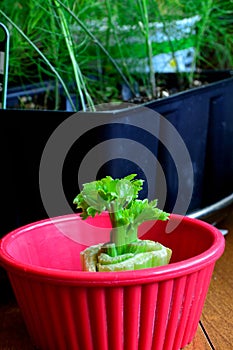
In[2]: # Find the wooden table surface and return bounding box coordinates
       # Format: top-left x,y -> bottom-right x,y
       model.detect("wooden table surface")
0,209 -> 232,350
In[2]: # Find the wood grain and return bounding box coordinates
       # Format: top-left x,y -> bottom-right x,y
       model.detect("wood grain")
0,302 -> 35,349
200,210 -> 233,350
184,326 -> 212,349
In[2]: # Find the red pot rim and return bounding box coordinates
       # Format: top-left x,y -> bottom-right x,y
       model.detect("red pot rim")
0,214 -> 225,286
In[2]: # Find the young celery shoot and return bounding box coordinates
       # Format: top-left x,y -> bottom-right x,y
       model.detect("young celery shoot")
73,174 -> 172,272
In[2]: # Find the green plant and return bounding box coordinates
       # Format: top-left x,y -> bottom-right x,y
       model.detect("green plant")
3,0 -> 155,110
1,0 -> 232,111
176,0 -> 233,70
0,0 -> 135,111
73,174 -> 171,272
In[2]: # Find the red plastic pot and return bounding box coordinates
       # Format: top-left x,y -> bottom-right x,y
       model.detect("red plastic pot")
0,213 -> 225,350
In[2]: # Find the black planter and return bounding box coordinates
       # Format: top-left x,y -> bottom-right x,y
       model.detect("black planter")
1,74 -> 233,238
147,73 -> 233,212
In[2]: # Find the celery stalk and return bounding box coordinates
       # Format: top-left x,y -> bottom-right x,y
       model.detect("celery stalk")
80,244 -> 102,272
